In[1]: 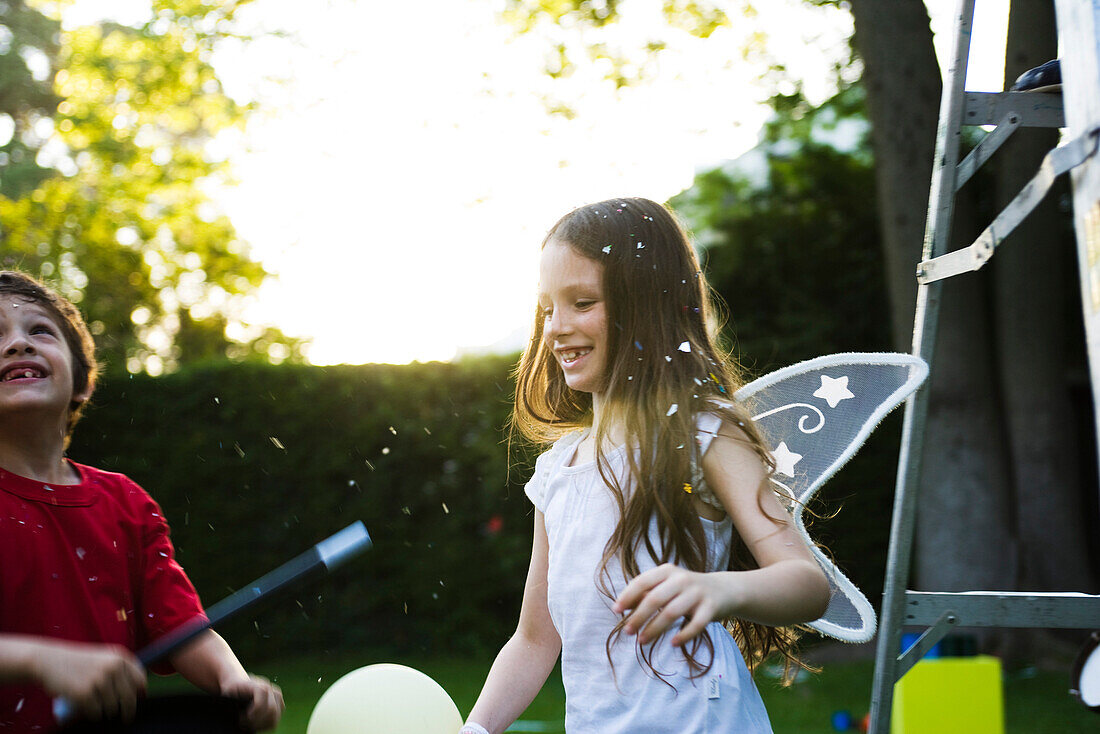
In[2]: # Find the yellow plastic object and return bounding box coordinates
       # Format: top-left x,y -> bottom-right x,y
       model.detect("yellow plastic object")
892,655 -> 1004,734
307,663 -> 463,734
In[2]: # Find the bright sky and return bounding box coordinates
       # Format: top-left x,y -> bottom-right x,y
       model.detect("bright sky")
70,0 -> 1010,366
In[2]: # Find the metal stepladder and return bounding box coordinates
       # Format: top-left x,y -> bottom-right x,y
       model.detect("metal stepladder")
867,1 -> 1100,732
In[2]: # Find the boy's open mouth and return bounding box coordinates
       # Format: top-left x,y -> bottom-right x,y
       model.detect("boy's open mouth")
0,366 -> 45,382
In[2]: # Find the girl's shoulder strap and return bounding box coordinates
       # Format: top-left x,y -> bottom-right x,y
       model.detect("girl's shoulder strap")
524,430 -> 584,512
694,406 -> 726,456
690,406 -> 732,511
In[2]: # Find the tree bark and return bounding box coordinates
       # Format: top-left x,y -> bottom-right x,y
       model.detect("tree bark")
993,0 -> 1097,598
847,0 -> 941,350
847,0 -> 1019,600
915,187 -> 1018,595
848,0 -> 1098,658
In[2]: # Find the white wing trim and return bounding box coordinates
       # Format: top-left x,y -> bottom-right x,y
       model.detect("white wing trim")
736,352 -> 928,642
737,352 -> 928,503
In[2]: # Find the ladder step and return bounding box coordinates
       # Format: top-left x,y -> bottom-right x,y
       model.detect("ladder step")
904,590 -> 1100,628
964,91 -> 1064,128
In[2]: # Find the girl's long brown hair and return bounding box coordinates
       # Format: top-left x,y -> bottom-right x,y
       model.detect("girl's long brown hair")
512,198 -> 807,683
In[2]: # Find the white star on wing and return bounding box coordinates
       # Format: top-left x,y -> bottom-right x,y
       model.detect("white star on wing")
813,374 -> 855,408
771,441 -> 803,478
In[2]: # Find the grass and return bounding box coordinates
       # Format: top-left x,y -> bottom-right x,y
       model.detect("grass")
150,651 -> 1098,733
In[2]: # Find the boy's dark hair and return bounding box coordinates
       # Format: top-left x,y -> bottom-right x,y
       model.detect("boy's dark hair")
0,271 -> 98,440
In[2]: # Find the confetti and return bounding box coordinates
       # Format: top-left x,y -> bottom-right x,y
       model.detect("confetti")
678,341 -> 691,352
269,436 -> 285,450
634,341 -> 643,350
442,502 -> 449,514
666,403 -> 678,416
683,483 -> 693,494
602,245 -> 612,254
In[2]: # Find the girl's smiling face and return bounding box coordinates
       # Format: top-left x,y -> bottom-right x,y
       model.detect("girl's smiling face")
539,239 -> 609,398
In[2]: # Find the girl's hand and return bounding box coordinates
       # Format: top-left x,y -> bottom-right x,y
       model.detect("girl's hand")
220,674 -> 284,732
612,563 -> 736,647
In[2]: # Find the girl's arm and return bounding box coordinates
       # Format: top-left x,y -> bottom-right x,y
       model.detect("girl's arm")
465,510 -> 562,734
169,629 -> 283,732
613,423 -> 831,646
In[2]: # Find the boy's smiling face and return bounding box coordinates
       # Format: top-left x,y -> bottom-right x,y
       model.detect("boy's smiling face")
0,296 -> 89,424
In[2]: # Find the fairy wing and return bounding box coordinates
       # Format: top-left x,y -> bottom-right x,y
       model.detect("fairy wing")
733,352 -> 928,643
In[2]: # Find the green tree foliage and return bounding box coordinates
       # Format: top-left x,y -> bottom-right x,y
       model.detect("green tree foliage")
498,0 -> 734,111
0,1 -> 59,198
0,1 -> 303,374
672,84 -> 888,369
497,0 -> 855,127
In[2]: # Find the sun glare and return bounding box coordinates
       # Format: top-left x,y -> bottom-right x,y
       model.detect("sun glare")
58,0 -> 1008,365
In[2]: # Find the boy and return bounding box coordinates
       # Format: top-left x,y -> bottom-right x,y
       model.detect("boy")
0,271 -> 283,731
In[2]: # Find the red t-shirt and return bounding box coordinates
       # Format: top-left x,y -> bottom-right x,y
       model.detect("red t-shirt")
0,461 -> 205,731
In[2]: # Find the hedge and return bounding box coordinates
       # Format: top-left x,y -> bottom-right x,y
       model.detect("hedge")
67,355 -> 899,662
68,356 -> 534,661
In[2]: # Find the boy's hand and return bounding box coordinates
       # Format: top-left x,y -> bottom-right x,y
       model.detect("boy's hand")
220,674 -> 284,731
35,641 -> 146,722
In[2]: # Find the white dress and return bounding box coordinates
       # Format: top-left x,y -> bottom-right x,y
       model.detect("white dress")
524,413 -> 774,734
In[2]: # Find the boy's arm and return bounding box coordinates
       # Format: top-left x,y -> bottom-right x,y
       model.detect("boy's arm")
169,629 -> 283,732
465,510 -> 561,734
0,634 -> 145,721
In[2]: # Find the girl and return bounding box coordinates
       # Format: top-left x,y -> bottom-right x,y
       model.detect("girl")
462,198 -> 831,734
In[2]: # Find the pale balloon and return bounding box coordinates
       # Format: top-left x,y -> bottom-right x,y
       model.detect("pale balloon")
307,663 -> 463,734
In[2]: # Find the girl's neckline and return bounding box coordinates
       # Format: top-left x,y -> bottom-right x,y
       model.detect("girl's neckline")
556,428 -> 731,526
561,428 -> 626,470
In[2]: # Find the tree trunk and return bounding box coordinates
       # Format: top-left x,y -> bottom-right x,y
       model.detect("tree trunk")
847,0 -> 941,350
915,187 -> 1018,595
847,0 -> 1018,601
993,0 -> 1097,598
848,0 -> 1098,661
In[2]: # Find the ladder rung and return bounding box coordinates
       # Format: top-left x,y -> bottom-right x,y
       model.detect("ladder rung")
964,91 -> 1065,128
904,590 -> 1100,628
